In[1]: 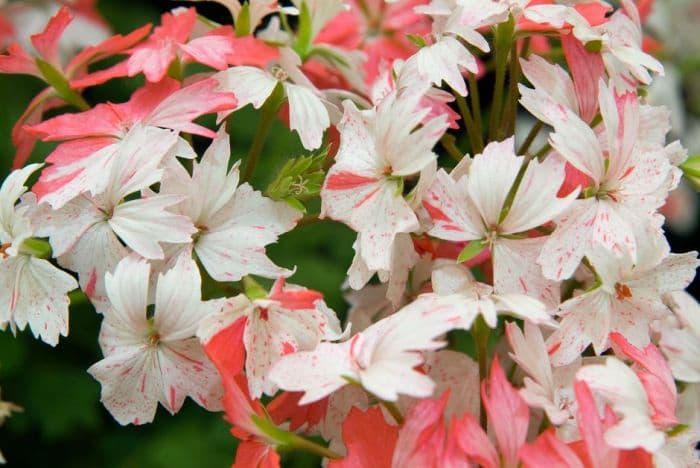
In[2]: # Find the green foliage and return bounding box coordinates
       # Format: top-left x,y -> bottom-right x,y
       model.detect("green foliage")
681,154 -> 700,190
265,149 -> 327,213
457,240 -> 487,263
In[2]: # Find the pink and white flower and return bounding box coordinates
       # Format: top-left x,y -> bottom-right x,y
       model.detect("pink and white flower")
321,88 -> 447,274
198,278 -> 345,399
159,128 -> 301,282
87,255 -> 224,425
0,164 -> 77,346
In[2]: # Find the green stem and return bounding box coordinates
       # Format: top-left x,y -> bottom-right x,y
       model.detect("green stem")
518,120 -> 543,155
488,18 -> 515,141
381,400 -> 405,425
501,42 -> 522,138
297,214 -> 321,227
456,94 -> 483,154
440,134 -> 464,162
534,142 -> 552,159
285,433 -> 343,460
474,316 -> 490,430
468,73 -> 483,140
242,108 -> 275,182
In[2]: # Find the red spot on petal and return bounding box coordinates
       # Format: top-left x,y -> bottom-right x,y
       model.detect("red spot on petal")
84,268 -> 98,298
281,341 -> 295,355
547,341 -> 562,356
325,171 -> 378,190
422,200 -> 452,222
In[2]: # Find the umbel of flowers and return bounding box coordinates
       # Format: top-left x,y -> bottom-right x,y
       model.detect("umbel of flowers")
0,0 -> 699,466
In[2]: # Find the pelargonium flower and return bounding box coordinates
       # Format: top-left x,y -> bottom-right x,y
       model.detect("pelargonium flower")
88,255 -> 224,425
546,235 -> 697,366
216,47 -> 332,150
321,87 -> 447,274
159,128 -> 301,282
198,278 -> 346,399
541,81 -> 679,281
268,293 -> 462,403
424,137 -> 577,306
28,77 -> 237,208
36,124 -> 196,313
0,164 -> 77,346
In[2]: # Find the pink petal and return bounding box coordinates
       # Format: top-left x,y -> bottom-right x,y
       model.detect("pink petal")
30,6 -> 73,65
329,406 -> 397,468
481,355 -> 529,468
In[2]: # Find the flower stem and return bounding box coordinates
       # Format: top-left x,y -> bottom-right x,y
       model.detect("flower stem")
473,316 -> 490,430
381,400 -> 405,425
456,94 -> 483,154
468,73 -> 483,139
285,432 -> 343,460
242,106 -> 276,182
440,134 -> 464,162
518,120 -> 543,155
500,42 -> 523,138
488,17 -> 515,141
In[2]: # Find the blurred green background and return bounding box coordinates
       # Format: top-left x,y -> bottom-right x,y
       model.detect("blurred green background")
0,1 -> 355,466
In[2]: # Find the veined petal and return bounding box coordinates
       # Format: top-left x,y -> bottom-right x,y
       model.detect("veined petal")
284,82 -> 330,150
0,255 -> 77,346
110,195 -> 196,260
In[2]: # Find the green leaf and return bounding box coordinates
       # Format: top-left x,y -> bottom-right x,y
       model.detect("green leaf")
406,33 -> 427,48
294,1 -> 313,59
457,240 -> 486,263
283,196 -> 307,213
235,3 -> 251,36
243,276 -> 268,300
681,155 -> 700,190
35,59 -> 89,111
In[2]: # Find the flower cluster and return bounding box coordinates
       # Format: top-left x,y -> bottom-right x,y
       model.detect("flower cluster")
1,0 -> 699,466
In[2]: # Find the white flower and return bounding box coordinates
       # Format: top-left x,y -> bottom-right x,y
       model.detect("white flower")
159,128 -> 301,282
88,255 -> 223,425
0,164 -> 77,346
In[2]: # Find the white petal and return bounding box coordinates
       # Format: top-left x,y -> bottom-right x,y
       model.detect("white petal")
0,256 -> 77,346
284,82 -> 329,150
110,195 -> 196,260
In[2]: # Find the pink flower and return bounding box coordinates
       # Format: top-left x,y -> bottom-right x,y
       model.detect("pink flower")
198,278 -> 345,399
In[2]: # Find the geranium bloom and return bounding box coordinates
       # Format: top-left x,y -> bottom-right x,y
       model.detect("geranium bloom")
198,278 -> 345,399
428,263 -> 556,329
28,77 -> 237,208
88,255 -> 224,425
409,0 -> 509,95
570,0 -> 663,92
576,356 -> 669,452
424,137 -> 577,306
268,293 -> 462,403
216,47 -> 331,150
658,291 -> 700,383
519,380 -> 654,467
0,164 -> 77,345
321,88 -> 447,274
540,81 -> 679,281
125,7 -> 236,82
546,235 -> 697,365
35,125 -> 196,313
0,6 -> 150,166
159,129 -> 301,282
506,321 -> 580,426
